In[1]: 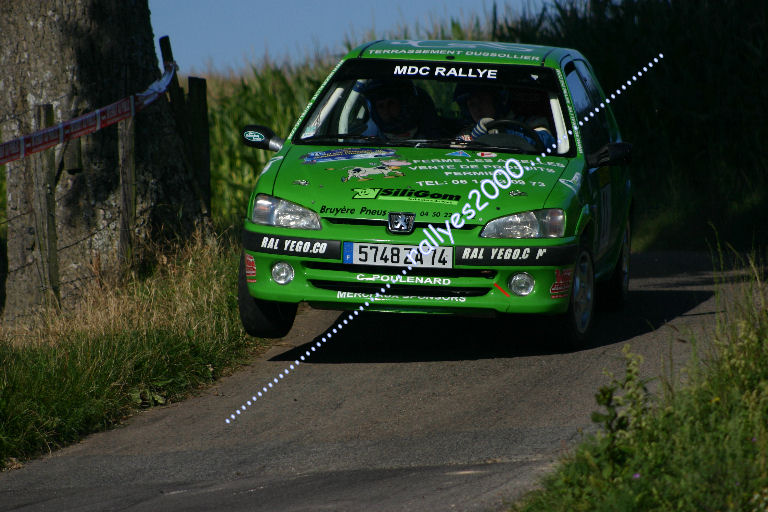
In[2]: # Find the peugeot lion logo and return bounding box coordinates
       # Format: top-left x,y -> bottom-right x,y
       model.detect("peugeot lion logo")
387,212 -> 415,234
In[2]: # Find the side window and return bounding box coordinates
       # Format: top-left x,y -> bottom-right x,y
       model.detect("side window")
565,66 -> 592,119
574,60 -> 613,147
565,62 -> 610,154
574,61 -> 602,103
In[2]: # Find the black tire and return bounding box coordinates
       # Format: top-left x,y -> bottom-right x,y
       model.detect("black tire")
599,219 -> 631,311
237,253 -> 297,338
559,246 -> 596,350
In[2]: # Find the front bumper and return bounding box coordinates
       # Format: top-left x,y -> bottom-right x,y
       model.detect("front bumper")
241,224 -> 576,315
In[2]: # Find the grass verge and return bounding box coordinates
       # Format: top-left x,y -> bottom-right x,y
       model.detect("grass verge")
0,229 -> 264,468
510,256 -> 768,511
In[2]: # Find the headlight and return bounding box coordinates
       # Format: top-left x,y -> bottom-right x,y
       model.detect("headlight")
480,209 -> 565,238
251,194 -> 321,230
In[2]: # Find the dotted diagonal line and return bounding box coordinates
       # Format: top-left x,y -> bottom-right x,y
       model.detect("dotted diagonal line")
226,265 -> 414,424
225,51 -> 665,425
534,52 -> 664,164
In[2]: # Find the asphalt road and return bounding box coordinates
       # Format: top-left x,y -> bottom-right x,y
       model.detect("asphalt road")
0,252 -> 725,511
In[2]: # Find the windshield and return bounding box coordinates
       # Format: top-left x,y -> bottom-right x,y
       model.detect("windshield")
295,59 -> 572,156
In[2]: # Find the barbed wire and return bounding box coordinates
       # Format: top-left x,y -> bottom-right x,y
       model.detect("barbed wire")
0,91 -> 71,127
56,224 -> 110,253
0,169 -> 124,227
59,274 -> 98,287
0,272 -> 99,328
6,258 -> 36,275
0,208 -> 34,226
5,220 -> 110,276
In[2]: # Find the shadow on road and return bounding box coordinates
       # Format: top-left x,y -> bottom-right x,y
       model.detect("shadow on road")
272,285 -> 714,364
271,252 -> 722,363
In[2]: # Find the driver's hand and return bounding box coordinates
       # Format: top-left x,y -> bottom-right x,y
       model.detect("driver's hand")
470,117 -> 497,139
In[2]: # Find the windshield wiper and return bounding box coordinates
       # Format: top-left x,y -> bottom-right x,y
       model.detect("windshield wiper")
297,135 -> 536,154
299,134 -> 384,143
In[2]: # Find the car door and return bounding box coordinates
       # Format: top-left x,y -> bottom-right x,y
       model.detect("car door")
564,60 -> 616,268
572,59 -> 629,244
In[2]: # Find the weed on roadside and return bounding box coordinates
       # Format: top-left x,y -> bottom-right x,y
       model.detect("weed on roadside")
511,258 -> 768,511
0,230 -> 264,468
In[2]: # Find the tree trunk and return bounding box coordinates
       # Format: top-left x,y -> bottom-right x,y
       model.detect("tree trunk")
0,1 -> 206,322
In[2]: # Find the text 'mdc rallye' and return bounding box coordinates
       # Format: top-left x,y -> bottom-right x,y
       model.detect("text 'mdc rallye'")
238,39 -> 632,346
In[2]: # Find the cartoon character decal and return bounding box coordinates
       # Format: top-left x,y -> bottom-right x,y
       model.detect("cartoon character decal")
338,159 -> 410,182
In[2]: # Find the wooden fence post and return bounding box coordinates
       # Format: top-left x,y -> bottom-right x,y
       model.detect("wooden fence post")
118,105 -> 135,269
159,36 -> 211,218
159,36 -> 187,133
31,104 -> 60,307
0,127 -> 6,313
187,77 -> 210,213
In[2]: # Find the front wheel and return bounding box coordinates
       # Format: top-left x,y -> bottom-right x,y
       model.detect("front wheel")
558,247 -> 595,350
238,253 -> 297,338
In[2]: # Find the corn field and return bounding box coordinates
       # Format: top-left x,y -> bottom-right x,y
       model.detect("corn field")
206,59 -> 335,224
203,0 -> 768,249
3,0 -> 767,248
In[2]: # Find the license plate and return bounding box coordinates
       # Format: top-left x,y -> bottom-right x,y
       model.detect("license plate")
343,242 -> 453,268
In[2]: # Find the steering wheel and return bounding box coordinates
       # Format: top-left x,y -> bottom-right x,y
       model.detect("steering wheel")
484,119 -> 546,153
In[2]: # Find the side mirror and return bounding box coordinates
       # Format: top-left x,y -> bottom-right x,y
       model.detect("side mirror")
586,141 -> 632,168
241,125 -> 284,152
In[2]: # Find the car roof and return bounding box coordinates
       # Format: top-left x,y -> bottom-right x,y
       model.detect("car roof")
346,39 -> 580,68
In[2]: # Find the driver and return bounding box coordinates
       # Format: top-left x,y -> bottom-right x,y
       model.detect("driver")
357,79 -> 439,140
453,84 -> 555,149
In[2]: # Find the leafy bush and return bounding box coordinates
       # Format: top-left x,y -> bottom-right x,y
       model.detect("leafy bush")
512,259 -> 768,511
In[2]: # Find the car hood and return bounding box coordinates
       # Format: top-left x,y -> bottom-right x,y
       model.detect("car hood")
272,145 -> 572,224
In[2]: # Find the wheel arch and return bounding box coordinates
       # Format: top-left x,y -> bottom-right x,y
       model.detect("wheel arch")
572,204 -> 596,254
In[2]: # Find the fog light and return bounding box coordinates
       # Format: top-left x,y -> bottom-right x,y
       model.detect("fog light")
271,262 -> 294,285
508,272 -> 535,296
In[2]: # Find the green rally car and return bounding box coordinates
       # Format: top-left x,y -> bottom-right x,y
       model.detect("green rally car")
238,40 -> 632,346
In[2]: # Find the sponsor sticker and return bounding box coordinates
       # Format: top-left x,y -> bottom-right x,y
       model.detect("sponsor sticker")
393,64 -> 498,79
360,206 -> 387,216
550,268 -> 574,299
318,205 -> 356,215
476,151 -> 497,157
244,253 -> 257,283
242,231 -> 341,259
558,172 -> 581,194
352,188 -> 381,199
446,150 -> 472,158
355,273 -> 452,286
455,245 -> 577,266
302,147 -> 396,164
335,291 -> 467,303
351,188 -> 460,204
243,130 -> 266,143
